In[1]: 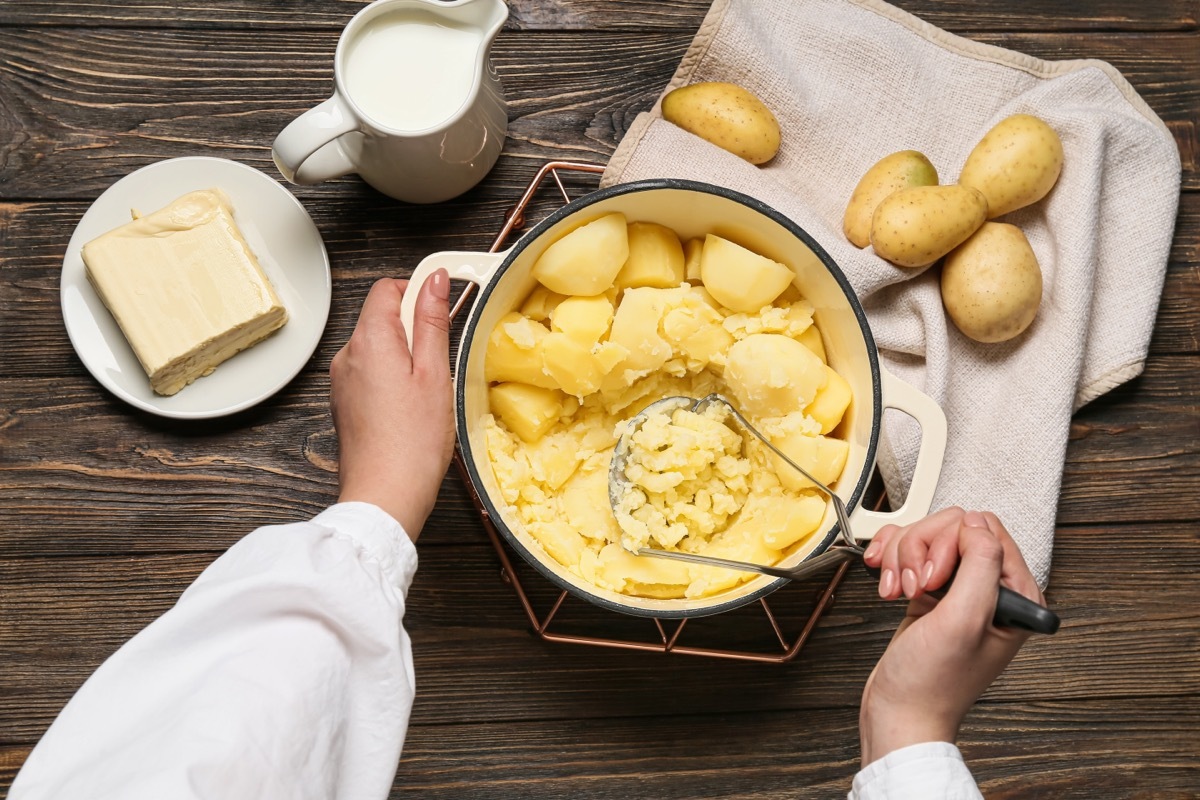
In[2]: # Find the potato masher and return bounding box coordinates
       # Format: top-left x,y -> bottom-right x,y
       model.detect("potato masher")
608,393 -> 1060,634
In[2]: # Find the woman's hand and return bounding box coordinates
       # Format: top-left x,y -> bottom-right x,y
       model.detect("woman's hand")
857,508 -> 1045,766
330,273 -> 455,540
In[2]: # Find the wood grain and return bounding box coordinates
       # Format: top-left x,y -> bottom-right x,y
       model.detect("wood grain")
1,0 -> 1195,32
0,27 -> 1197,199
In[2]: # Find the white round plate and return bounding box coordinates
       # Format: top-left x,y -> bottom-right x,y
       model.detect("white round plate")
61,157 -> 332,419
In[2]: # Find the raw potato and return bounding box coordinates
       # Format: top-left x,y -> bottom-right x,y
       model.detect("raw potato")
958,114 -> 1063,219
940,222 -> 1043,343
870,184 -> 988,268
843,150 -> 938,248
614,221 -> 686,289
700,234 -> 794,312
661,82 -> 781,165
532,212 -> 629,296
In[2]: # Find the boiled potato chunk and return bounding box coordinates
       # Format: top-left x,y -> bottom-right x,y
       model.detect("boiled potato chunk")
661,81 -> 781,165
940,222 -> 1043,343
661,301 -> 734,370
700,234 -> 794,312
769,431 -> 850,492
683,238 -> 704,281
724,333 -> 827,417
604,287 -> 689,386
615,222 -> 686,289
795,324 -> 826,363
870,184 -> 988,268
958,114 -> 1063,219
844,150 -> 938,248
489,382 -> 566,443
686,526 -> 781,597
520,285 -> 567,321
527,431 -> 584,490
536,520 -> 588,570
597,542 -> 691,589
543,333 -> 626,397
562,468 -> 622,541
804,365 -> 852,434
532,212 -> 629,296
550,295 -> 614,343
484,312 -> 558,389
750,492 -> 827,550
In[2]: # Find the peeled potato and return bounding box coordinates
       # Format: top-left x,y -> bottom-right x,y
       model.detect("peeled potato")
724,333 -> 827,417
940,222 -> 1043,343
549,295 -> 614,343
532,212 -> 629,296
700,234 -> 793,312
769,431 -> 850,492
489,382 -> 566,443
484,312 -> 558,389
844,150 -> 939,248
683,238 -> 704,282
661,82 -> 781,165
959,114 -> 1063,219
615,221 -> 686,289
804,365 -> 852,434
870,184 -> 988,268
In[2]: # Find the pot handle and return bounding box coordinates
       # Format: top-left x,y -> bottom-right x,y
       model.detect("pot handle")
851,368 -> 948,540
399,249 -> 509,347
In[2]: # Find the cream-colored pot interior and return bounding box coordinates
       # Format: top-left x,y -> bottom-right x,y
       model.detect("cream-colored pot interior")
400,180 -> 946,618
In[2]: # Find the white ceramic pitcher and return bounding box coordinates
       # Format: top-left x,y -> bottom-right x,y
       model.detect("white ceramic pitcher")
272,0 -> 508,203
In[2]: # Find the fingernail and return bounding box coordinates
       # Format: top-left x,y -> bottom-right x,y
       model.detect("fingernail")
901,568 -> 918,598
863,539 -> 881,560
964,510 -> 987,528
430,269 -> 450,300
880,569 -> 896,598
922,560 -> 934,588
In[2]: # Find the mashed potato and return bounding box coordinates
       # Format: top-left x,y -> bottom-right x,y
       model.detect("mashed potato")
483,224 -> 852,599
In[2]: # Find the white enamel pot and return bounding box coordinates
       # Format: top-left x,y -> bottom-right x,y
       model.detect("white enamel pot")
401,179 -> 947,619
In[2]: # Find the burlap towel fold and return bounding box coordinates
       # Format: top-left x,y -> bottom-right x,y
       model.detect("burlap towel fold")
601,0 -> 1180,586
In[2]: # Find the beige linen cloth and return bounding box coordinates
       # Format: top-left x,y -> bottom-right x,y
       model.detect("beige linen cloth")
601,0 -> 1181,586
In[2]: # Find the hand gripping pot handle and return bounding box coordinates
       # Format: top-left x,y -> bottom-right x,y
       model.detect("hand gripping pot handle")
399,249 -> 509,351
850,368 -> 948,540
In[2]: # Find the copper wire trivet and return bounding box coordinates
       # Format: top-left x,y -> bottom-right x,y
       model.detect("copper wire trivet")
450,160 -> 873,663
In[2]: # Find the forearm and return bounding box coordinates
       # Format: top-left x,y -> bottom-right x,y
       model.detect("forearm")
11,502 -> 417,800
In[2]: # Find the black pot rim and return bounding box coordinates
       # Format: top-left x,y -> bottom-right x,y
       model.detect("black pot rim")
455,178 -> 882,620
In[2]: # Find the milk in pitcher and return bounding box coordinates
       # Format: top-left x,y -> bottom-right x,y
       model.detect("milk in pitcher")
344,9 -> 483,131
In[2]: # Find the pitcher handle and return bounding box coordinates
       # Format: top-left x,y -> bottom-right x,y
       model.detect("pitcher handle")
400,250 -> 509,347
851,368 -> 947,539
272,94 -> 358,185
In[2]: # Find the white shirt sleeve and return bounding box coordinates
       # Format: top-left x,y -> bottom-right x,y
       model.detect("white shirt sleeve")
10,502 -> 417,800
848,741 -> 983,799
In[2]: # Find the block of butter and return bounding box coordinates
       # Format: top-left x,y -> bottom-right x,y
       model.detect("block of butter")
82,189 -> 288,396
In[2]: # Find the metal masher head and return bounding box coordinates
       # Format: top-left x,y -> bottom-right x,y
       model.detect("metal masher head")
608,393 -> 861,582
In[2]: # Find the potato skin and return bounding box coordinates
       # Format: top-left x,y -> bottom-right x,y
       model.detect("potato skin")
843,150 -> 938,248
870,184 -> 987,268
958,114 -> 1063,219
662,82 -> 781,165
940,222 -> 1043,343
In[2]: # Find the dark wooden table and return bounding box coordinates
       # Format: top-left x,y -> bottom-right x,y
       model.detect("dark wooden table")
1,1 -> 1197,797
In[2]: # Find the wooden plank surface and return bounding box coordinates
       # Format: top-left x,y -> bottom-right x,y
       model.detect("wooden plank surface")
1,0 -> 1197,797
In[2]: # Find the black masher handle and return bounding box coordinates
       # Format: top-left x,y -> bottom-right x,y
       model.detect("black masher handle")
862,564 -> 1060,635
